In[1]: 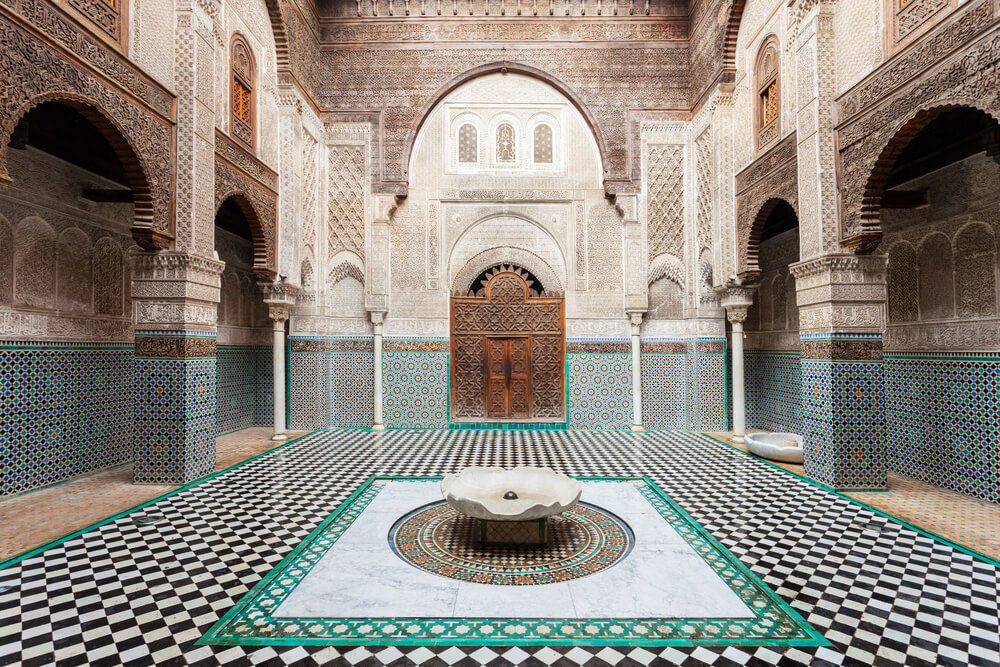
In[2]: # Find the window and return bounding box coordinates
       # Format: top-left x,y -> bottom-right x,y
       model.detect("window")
755,37 -> 780,151
533,124 -> 553,164
231,35 -> 255,150
69,0 -> 125,47
496,123 -> 516,163
458,123 -> 478,163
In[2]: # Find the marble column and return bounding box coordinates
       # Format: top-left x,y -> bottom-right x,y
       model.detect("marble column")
132,252 -> 224,484
722,287 -> 755,444
262,283 -> 298,441
371,311 -> 386,431
791,254 -> 888,491
628,312 -> 644,432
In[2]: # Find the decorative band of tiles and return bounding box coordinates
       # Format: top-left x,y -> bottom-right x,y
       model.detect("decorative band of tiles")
135,335 -> 217,359
384,339 -> 450,353
290,339 -> 373,353
567,342 -> 631,354
800,339 -> 883,361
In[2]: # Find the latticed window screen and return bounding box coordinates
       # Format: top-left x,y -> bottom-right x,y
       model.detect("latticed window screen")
760,81 -> 778,126
231,36 -> 255,149
755,38 -> 780,149
496,123 -> 516,163
458,123 -> 478,163
533,124 -> 553,164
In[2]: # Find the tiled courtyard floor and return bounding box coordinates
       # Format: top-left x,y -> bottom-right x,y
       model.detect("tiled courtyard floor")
0,429 -> 997,666
712,432 -> 1000,562
0,428 -> 310,561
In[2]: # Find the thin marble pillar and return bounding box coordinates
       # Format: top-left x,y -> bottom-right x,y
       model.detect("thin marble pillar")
722,287 -> 755,444
372,311 -> 386,431
629,312 -> 643,432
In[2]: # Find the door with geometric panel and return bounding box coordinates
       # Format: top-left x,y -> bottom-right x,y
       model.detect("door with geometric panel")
451,266 -> 565,422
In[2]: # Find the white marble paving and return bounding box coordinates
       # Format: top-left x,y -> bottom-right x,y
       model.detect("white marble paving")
275,480 -> 754,620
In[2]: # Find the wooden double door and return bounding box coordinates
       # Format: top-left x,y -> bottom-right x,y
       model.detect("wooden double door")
450,265 -> 565,422
486,337 -> 531,419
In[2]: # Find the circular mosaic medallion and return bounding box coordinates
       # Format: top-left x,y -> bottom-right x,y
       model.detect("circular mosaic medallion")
388,501 -> 634,586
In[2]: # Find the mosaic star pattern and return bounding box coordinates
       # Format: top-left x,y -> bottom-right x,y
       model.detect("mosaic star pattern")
885,354 -> 1000,504
0,345 -> 134,497
746,352 -> 803,434
389,499 -> 633,586
216,346 -> 272,436
568,354 -> 631,429
383,351 -> 449,429
1,430 -> 998,666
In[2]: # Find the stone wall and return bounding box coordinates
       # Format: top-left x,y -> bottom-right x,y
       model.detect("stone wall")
0,147 -> 136,496
880,151 -> 1000,502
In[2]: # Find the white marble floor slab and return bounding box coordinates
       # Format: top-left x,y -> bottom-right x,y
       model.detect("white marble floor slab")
275,480 -> 754,620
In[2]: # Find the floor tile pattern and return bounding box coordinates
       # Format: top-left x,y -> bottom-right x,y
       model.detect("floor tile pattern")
885,355 -> 1000,503
0,345 -> 134,497
1,430 -> 997,665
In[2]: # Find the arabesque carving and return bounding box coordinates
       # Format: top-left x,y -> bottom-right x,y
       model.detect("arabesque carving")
735,132 -> 797,275
215,131 -> 279,278
0,2 -> 175,249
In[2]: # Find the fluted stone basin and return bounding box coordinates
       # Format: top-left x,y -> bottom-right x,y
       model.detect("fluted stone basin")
441,466 -> 582,534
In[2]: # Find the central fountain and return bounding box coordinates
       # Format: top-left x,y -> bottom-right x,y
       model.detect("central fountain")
440,466 -> 583,545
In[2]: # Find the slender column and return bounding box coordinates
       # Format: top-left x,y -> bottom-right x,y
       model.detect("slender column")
261,283 -> 299,441
628,312 -> 643,432
722,287 -> 755,444
371,311 -> 386,431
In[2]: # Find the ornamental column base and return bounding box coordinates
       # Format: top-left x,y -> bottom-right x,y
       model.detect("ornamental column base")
131,252 -> 224,485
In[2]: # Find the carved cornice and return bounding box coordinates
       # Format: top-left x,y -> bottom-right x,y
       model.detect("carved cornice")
735,132 -> 797,194
132,252 -> 225,284
135,335 -> 217,359
215,131 -> 279,192
789,254 -> 888,281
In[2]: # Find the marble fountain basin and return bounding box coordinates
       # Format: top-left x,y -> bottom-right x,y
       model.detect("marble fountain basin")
746,432 -> 804,464
441,466 -> 582,522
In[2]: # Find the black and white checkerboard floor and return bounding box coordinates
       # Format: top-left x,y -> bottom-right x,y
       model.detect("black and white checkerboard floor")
1,430 -> 998,666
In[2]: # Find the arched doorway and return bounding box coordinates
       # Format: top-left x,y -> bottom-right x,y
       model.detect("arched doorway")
450,265 -> 565,422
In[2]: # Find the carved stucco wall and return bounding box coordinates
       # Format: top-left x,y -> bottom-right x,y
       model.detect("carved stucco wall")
0,147 -> 136,343
880,152 -> 1000,352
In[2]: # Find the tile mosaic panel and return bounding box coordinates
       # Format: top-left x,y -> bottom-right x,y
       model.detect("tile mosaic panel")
746,352 -> 803,434
885,355 -> 1000,504
134,357 -> 217,485
568,354 -> 632,429
0,345 -> 134,497
288,339 -> 374,429
640,341 -> 727,432
215,346 -> 272,435
383,349 -> 449,429
802,359 -> 887,491
331,352 -> 374,428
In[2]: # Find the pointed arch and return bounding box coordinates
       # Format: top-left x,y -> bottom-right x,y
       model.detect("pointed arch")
215,193 -> 271,279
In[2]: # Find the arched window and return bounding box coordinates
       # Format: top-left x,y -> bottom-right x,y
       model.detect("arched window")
458,123 -> 478,164
533,123 -> 553,164
755,37 -> 780,151
231,35 -> 256,150
496,123 -> 516,163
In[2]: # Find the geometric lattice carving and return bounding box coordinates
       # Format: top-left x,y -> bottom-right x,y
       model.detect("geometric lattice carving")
69,0 -> 122,44
328,146 -> 366,261
647,144 -> 684,260
695,130 -> 713,254
302,134 -> 319,251
954,222 -> 996,318
887,241 -> 918,323
451,266 -> 564,421
887,0 -> 957,54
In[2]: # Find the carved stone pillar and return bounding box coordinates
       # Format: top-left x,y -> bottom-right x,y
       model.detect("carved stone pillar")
173,3 -> 218,255
367,196 -> 396,313
793,0 -> 840,261
791,254 -> 888,491
261,283 -> 299,441
371,311 -> 386,431
618,194 -> 648,315
721,287 -> 755,444
628,312 -> 644,432
131,252 -> 224,484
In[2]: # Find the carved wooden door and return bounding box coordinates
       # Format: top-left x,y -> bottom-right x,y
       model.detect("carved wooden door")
450,265 -> 565,422
486,337 -> 531,419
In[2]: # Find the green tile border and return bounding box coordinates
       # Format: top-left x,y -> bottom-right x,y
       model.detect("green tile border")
198,475 -> 829,649
705,435 -> 1000,569
0,431 -> 316,571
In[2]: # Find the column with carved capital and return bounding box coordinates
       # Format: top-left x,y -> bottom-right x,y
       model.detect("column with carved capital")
721,287 -> 755,444
791,254 -> 888,490
628,312 -> 644,432
371,311 -> 386,431
131,252 -> 224,484
261,283 -> 299,441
